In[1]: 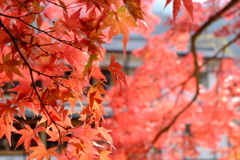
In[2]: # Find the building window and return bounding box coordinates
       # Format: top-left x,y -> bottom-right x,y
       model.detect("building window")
199,72 -> 208,88
101,69 -> 111,90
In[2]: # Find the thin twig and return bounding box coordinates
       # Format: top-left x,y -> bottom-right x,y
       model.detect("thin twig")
36,46 -> 61,59
46,0 -> 64,8
16,38 -> 53,46
202,32 -> 240,67
15,0 -> 32,14
0,19 -> 60,127
1,20 -> 86,97
0,13 -> 84,51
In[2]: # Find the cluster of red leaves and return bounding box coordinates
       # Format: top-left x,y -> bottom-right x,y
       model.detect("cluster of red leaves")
0,0 -> 163,159
104,1 -> 240,160
0,0 -> 202,159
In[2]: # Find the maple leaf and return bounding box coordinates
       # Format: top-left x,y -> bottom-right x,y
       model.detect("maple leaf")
28,143 -> 58,160
15,123 -> 45,153
108,54 -> 127,87
84,54 -> 98,77
98,127 -> 113,147
82,91 -> 107,123
68,125 -> 100,144
0,53 -> 24,80
79,81 -> 108,125
77,0 -> 110,11
8,80 -> 32,102
41,88 -> 60,107
0,124 -> 16,146
102,6 -> 138,55
0,99 -> 19,124
36,55 -> 58,73
100,149 -> 111,160
165,0 -> 193,22
0,116 -> 16,146
47,129 -> 70,143
124,0 -> 144,20
62,8 -> 81,33
17,100 -> 37,120
90,65 -> 107,81
91,81 -> 108,95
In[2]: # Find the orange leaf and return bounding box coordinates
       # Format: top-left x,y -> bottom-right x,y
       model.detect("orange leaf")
117,6 -> 137,55
9,80 -> 32,102
37,14 -> 43,29
28,143 -> 58,160
0,120 -> 16,146
1,53 -> 24,80
84,54 -> 98,77
102,6 -> 137,55
0,100 -> 19,124
124,0 -> 144,20
98,127 -> 113,145
108,54 -> 127,87
15,124 -> 45,153
100,149 -> 111,160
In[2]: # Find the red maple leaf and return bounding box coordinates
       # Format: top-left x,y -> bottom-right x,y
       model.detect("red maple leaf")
28,143 -> 58,160
15,123 -> 45,153
108,54 -> 127,88
165,0 -> 193,22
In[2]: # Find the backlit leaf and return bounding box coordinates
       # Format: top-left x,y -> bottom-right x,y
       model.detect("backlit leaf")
108,54 -> 127,87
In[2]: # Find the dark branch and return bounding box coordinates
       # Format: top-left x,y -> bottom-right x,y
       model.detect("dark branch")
148,0 -> 239,151
202,32 -> 240,66
0,18 -> 71,158
0,13 -> 85,52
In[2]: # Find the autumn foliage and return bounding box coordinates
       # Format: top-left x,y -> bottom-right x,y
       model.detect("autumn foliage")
103,0 -> 240,159
0,0 -> 160,159
0,0 -> 239,159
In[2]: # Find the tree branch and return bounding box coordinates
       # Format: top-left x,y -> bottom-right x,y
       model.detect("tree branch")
0,13 -> 85,52
0,18 -> 71,159
147,0 -> 239,151
0,15 -> 87,97
202,32 -> 240,67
